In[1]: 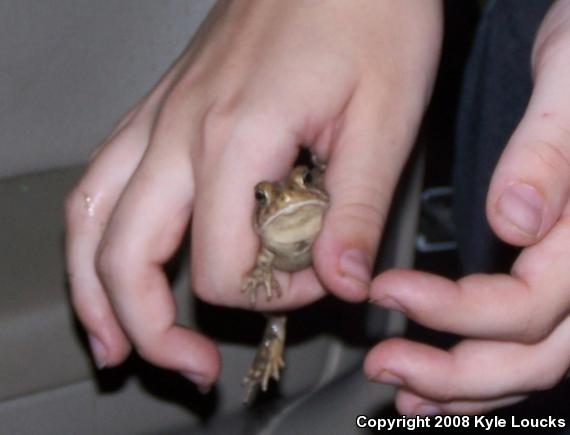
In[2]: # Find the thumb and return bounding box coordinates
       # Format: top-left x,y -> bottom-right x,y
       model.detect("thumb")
313,92 -> 419,302
487,31 -> 570,246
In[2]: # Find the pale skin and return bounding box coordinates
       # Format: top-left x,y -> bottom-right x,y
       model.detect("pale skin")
64,0 -> 570,415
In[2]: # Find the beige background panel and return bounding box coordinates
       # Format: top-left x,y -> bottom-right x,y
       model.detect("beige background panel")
0,0 -> 214,178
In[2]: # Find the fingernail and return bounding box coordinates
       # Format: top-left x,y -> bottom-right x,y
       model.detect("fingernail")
497,183 -> 544,237
88,334 -> 107,369
373,369 -> 404,386
414,404 -> 441,416
339,249 -> 371,285
377,297 -> 406,314
182,372 -> 211,391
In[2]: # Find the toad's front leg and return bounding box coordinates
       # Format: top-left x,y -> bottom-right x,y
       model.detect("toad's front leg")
242,315 -> 287,403
241,248 -> 281,306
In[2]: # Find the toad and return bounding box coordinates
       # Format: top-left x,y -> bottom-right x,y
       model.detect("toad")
241,161 -> 329,403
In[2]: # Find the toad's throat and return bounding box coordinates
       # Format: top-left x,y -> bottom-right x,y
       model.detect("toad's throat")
260,201 -> 327,246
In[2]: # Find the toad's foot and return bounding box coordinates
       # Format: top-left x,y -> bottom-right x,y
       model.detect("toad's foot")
241,249 -> 281,306
241,268 -> 280,306
242,315 -> 287,404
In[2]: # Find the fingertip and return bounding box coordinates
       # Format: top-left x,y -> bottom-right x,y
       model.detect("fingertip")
71,290 -> 132,368
369,269 -> 455,316
313,233 -> 370,302
87,334 -> 108,369
365,338 -> 457,402
369,268 -> 422,299
182,372 -> 216,392
88,331 -> 131,369
487,181 -> 548,246
339,249 -> 373,287
395,390 -> 433,416
134,326 -> 221,386
486,105 -> 570,247
182,333 -> 222,386
363,337 -> 408,381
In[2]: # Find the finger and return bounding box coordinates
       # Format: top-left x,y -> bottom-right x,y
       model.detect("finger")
486,39 -> 570,246
65,60 -> 184,368
66,121 -> 148,367
364,315 -> 570,402
313,87 -> 422,302
96,109 -> 220,386
370,213 -> 570,343
190,111 -> 326,310
395,389 -> 526,416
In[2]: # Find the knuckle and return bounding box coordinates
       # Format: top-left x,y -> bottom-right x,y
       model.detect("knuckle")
163,83 -> 190,112
201,106 -> 235,150
96,241 -> 131,288
204,95 -> 242,128
532,18 -> 570,77
64,185 -> 113,231
169,65 -> 207,97
518,315 -> 553,344
333,186 -> 388,229
201,106 -> 266,156
159,84 -> 203,128
527,136 -> 570,180
201,101 -> 284,155
506,285 -> 557,345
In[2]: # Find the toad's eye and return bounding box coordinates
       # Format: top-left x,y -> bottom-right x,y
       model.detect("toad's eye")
254,182 -> 274,206
301,169 -> 313,186
255,187 -> 268,205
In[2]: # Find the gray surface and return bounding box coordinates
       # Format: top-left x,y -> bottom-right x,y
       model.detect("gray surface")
0,0 -> 214,178
0,377 -> 200,435
0,168 -> 91,401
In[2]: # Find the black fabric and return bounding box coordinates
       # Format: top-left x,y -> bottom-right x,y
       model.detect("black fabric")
453,0 -> 553,274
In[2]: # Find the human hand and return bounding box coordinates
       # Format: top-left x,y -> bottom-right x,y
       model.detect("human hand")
365,0 -> 570,415
65,0 -> 442,388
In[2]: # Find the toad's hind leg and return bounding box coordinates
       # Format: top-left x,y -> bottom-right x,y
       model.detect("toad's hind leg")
241,248 -> 280,306
242,315 -> 287,404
